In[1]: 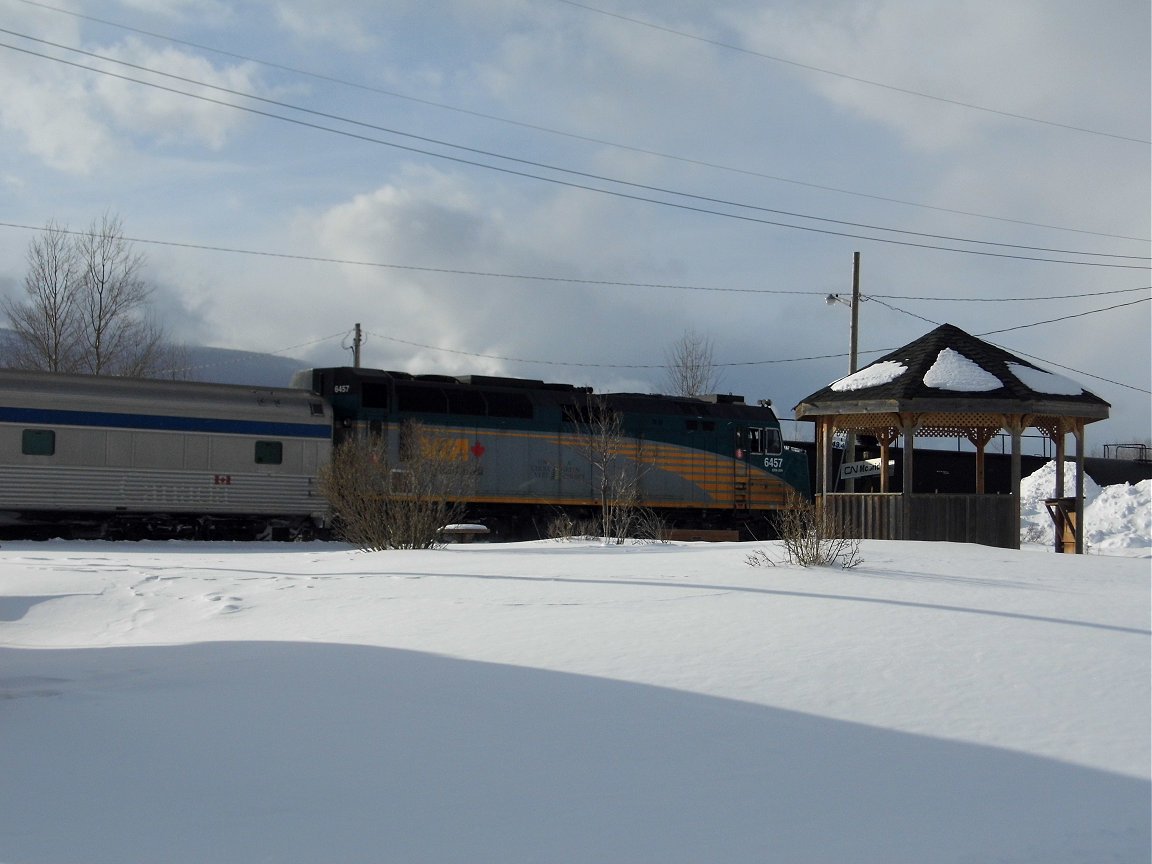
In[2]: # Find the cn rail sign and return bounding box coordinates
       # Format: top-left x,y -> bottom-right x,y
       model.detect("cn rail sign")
839,458 -> 895,481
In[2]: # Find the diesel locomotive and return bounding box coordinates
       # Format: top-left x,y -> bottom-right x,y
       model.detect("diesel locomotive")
301,366 -> 810,540
0,365 -> 809,540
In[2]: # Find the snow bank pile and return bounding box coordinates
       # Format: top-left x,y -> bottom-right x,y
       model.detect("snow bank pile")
1020,460 -> 1150,556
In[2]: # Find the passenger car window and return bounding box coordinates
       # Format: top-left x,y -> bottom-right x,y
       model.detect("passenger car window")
22,429 -> 55,456
255,440 -> 283,464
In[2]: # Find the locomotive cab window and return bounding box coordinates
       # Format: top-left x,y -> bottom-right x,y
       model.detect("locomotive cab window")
254,440 -> 283,464
22,429 -> 55,456
747,427 -> 782,455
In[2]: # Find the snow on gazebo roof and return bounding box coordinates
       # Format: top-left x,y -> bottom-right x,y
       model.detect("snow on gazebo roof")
794,323 -> 1110,430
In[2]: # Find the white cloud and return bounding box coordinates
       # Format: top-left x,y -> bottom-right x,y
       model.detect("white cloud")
733,0 -> 1148,151
271,0 -> 383,52
0,25 -> 261,173
92,37 -> 262,150
1,1 -> 1145,442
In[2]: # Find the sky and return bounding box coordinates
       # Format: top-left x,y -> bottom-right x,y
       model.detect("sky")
0,0 -> 1149,445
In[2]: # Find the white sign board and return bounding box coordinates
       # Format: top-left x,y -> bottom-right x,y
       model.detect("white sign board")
839,458 -> 895,480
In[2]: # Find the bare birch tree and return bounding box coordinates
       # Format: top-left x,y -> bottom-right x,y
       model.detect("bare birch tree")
2,221 -> 79,372
580,395 -> 651,544
73,213 -> 163,375
663,329 -> 720,397
3,214 -> 170,376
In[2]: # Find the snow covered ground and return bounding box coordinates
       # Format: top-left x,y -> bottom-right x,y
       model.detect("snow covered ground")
1,470 -> 1148,863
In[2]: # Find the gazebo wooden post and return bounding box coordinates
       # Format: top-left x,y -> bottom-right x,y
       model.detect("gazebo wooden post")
1004,414 -> 1032,550
817,416 -> 830,498
1073,419 -> 1087,554
878,429 -> 895,494
1052,421 -> 1068,553
966,427 -> 998,494
899,413 -> 918,535
1053,426 -> 1066,501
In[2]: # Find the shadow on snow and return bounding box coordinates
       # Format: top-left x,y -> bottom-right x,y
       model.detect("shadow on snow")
1,641 -> 1148,864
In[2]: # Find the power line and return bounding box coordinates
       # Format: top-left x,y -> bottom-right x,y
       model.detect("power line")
2,36 -> 1149,270
554,0 -> 1151,145
13,30 -> 1145,262
872,288 -> 1152,302
1,221 -> 1147,303
858,295 -> 1152,394
7,30 -> 1146,262
359,293 -> 1151,393
982,342 -> 1151,395
365,329 -> 856,370
7,208 -> 1137,390
11,0 -> 1146,243
866,291 -> 1152,339
977,296 -> 1151,336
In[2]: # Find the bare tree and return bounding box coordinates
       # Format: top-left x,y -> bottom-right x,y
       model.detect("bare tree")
579,394 -> 651,544
2,220 -> 79,372
73,213 -> 162,375
664,329 -> 720,397
4,214 -> 170,376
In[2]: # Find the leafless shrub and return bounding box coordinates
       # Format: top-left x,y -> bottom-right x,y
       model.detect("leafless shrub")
629,507 -> 670,544
316,421 -> 475,550
545,512 -> 599,542
745,548 -> 776,567
748,493 -> 862,569
1020,522 -> 1048,545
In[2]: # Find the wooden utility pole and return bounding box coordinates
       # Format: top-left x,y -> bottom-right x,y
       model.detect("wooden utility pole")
844,252 -> 861,491
353,322 -> 362,368
850,252 -> 860,374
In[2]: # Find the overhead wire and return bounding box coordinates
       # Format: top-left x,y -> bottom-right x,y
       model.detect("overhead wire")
361,293 -> 1151,394
1,220 -> 1146,303
1,35 -> 1149,270
855,295 -> 1152,394
2,14 -> 1146,395
553,0 -> 1151,146
10,0 -> 1147,243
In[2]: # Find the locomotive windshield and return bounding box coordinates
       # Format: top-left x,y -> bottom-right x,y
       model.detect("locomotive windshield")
745,426 -> 782,455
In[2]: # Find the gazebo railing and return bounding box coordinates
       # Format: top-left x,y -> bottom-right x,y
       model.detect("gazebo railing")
820,493 -> 1019,548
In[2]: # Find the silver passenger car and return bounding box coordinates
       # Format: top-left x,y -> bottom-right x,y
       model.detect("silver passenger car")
0,369 -> 332,539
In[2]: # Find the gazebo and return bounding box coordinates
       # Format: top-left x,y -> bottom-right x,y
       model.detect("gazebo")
794,323 -> 1110,551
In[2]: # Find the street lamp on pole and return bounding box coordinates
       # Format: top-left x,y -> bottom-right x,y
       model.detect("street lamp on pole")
825,251 -> 861,374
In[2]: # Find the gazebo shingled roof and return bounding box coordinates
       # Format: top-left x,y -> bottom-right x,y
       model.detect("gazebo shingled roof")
794,322 -> 1110,431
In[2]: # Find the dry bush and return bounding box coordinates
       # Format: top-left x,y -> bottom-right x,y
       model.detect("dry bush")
316,421 -> 475,550
747,494 -> 862,569
629,507 -> 670,544
545,512 -> 599,542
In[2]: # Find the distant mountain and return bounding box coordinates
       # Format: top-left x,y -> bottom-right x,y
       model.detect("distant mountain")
0,329 -> 312,389
178,345 -> 310,388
